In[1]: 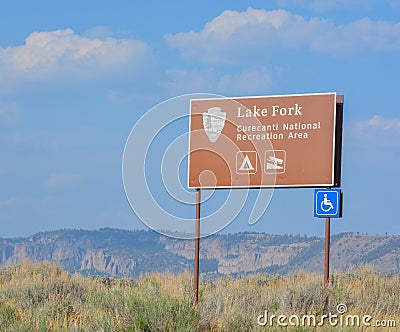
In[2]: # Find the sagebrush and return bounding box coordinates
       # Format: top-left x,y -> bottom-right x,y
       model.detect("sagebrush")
0,261 -> 398,331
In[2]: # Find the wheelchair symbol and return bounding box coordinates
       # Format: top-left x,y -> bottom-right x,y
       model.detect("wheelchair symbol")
320,194 -> 334,212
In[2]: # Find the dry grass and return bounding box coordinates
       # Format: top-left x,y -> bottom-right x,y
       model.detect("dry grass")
200,269 -> 400,331
0,261 -> 399,331
0,261 -> 197,331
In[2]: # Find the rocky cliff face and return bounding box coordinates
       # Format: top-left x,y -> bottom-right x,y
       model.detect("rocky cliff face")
0,229 -> 399,278
79,249 -> 137,277
0,230 -> 134,277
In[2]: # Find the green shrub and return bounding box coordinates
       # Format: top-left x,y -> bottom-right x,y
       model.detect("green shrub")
0,262 -> 399,331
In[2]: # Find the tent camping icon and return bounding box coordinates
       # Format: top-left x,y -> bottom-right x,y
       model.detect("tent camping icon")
236,151 -> 257,174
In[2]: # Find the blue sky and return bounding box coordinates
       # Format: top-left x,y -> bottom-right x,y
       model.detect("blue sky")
1,0 -> 400,238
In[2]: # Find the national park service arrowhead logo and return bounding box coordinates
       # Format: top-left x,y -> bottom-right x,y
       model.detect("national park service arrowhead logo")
202,107 -> 226,143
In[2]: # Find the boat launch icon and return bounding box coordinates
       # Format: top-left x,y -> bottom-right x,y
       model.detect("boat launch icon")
265,150 -> 286,174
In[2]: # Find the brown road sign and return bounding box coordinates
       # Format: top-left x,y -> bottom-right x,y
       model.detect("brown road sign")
188,92 -> 342,188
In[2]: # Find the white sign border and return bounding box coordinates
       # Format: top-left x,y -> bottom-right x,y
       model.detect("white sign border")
187,92 -> 338,189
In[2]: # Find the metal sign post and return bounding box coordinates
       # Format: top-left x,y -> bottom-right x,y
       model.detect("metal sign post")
314,188 -> 343,288
324,217 -> 331,289
193,189 -> 201,307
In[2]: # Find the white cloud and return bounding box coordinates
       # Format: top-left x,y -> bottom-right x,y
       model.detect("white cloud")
106,89 -> 136,105
277,0 -> 400,11
165,8 -> 400,63
0,197 -> 25,207
311,0 -> 373,11
0,28 -> 151,81
355,115 -> 400,132
389,0 -> 400,8
276,0 -> 376,11
83,26 -> 113,39
349,115 -> 400,147
217,68 -> 271,95
165,67 -> 271,95
46,173 -> 80,187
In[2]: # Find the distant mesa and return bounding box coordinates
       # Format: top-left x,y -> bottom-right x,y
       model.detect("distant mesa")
0,229 -> 399,278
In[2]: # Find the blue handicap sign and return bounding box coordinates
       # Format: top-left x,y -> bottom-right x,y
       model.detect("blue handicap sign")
314,189 -> 342,218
